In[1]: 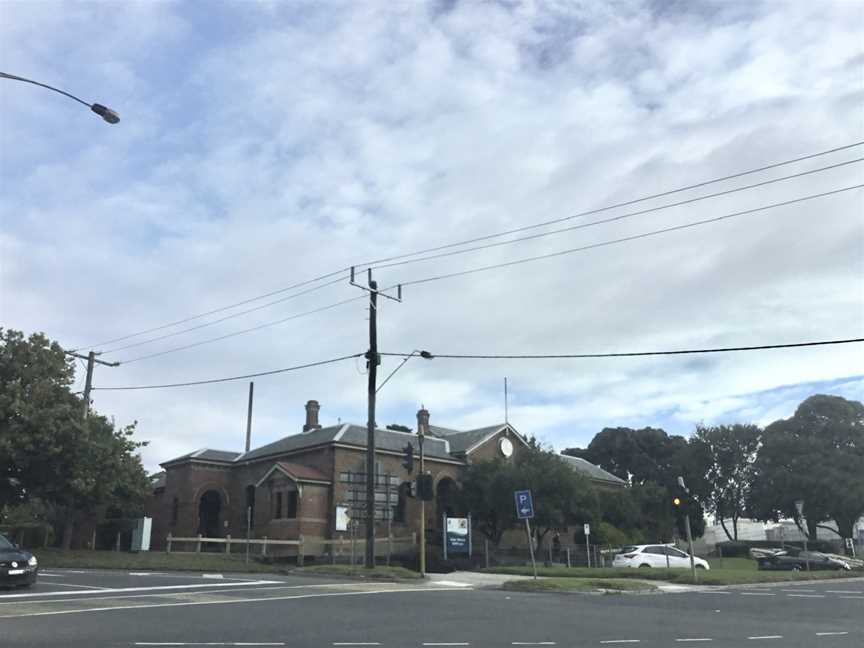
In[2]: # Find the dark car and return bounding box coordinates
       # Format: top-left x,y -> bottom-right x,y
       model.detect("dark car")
0,533 -> 38,588
756,548 -> 851,572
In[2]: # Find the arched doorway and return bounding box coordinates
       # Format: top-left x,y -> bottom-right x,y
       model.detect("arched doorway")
198,490 -> 222,538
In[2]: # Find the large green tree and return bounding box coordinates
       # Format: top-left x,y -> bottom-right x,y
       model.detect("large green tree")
0,329 -> 149,548
746,395 -> 864,541
688,423 -> 761,541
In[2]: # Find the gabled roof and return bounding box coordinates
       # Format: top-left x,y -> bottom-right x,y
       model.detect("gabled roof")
161,447 -> 242,467
236,423 -> 455,464
430,423 -> 528,455
255,461 -> 331,487
558,453 -> 627,486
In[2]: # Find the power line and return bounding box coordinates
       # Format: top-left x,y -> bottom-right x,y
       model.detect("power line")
389,184 -> 862,289
119,294 -> 368,364
380,338 -> 864,360
100,276 -> 345,355
354,141 -> 864,270
370,158 -> 863,272
81,268 -> 350,350
92,353 -> 364,391
78,141 -> 863,353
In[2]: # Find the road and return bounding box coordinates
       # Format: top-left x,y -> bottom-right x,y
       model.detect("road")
0,569 -> 861,647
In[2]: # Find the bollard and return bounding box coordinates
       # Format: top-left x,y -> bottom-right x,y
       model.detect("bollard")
566,547 -> 571,568
485,539 -> 490,569
262,536 -> 268,557
297,535 -> 304,567
226,534 -> 231,554
167,532 -> 173,554
196,534 -> 202,553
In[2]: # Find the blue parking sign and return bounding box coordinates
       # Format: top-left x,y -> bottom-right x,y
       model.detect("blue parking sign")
514,489 -> 534,519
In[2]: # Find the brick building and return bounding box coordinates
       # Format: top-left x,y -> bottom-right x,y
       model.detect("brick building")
147,401 -> 624,551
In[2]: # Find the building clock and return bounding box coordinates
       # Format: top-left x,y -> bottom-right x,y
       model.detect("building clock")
499,437 -> 514,458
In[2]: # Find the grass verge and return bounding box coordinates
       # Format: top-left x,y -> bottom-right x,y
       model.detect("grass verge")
502,577 -> 656,593
483,565 -> 863,586
295,564 -> 422,580
35,549 -> 280,573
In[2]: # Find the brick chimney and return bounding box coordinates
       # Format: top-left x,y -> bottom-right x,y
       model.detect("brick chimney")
303,400 -> 321,432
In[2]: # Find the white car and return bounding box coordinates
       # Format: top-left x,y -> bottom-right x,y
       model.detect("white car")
613,544 -> 710,570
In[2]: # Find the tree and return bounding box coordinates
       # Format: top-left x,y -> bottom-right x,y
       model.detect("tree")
457,447 -> 599,548
0,328 -> 150,548
747,395 -> 864,541
687,424 -> 761,541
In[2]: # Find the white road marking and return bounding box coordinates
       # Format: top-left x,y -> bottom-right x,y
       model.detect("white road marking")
0,580 -> 280,599
431,580 -> 473,587
839,596 -> 864,600
201,574 -> 225,579
600,641 -> 641,644
34,581 -> 108,590
781,589 -> 816,593
512,643 -> 556,646
697,591 -> 730,595
815,632 -> 849,636
0,582 -> 359,606
35,572 -> 64,577
129,572 -> 166,576
0,586 -> 470,618
787,594 -> 825,598
332,644 -> 382,646
675,640 -> 712,643
134,644 -> 285,647
748,637 -> 783,640
422,643 -> 471,646
741,592 -> 775,596
826,590 -> 862,594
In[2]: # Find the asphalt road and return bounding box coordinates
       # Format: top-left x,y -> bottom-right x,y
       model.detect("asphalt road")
0,569 -> 861,647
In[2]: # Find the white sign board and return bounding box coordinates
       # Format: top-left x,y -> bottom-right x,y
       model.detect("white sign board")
335,505 -> 350,532
131,516 -> 152,552
584,523 -> 590,536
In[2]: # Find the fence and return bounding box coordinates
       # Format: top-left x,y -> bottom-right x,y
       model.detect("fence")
165,532 -> 417,566
482,541 -> 611,569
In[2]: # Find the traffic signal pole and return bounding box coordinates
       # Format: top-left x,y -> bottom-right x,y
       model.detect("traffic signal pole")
419,427 -> 426,577
684,513 -> 696,583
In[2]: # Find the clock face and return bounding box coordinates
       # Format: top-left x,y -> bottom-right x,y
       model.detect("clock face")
499,437 -> 514,458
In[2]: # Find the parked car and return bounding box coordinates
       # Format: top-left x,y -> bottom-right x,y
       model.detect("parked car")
0,533 -> 38,588
756,548 -> 851,571
612,544 -> 710,570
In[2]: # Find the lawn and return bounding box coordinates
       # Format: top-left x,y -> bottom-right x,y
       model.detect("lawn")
34,549 -> 281,573
483,563 -> 863,586
296,564 -> 422,580
502,577 -> 657,593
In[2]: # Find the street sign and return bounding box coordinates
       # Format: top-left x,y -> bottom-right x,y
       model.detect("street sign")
444,517 -> 470,557
335,505 -> 350,532
584,523 -> 590,536
514,489 -> 534,519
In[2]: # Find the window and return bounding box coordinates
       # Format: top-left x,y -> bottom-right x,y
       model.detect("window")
171,497 -> 179,526
286,491 -> 298,518
645,546 -> 666,555
668,548 -> 688,558
274,492 -> 283,519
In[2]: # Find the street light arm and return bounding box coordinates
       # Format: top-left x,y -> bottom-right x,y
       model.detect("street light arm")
376,350 -> 432,394
1,71 -> 119,123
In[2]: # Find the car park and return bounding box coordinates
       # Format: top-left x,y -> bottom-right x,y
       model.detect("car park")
0,533 -> 38,588
612,544 -> 710,570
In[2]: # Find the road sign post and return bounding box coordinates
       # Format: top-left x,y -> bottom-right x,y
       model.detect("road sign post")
514,490 -> 537,580
584,523 -> 591,568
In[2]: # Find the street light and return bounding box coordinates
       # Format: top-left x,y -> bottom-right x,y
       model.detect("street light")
375,350 -> 433,394
1,72 -> 119,124
794,499 -> 811,573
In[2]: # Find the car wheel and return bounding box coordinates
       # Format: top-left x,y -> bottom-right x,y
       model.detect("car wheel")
792,565 -> 802,572
638,564 -> 651,569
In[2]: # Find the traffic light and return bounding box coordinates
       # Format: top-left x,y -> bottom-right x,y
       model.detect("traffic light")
402,443 -> 414,474
417,473 -> 434,501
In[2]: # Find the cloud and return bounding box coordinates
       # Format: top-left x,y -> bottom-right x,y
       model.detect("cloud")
1,1 -> 862,472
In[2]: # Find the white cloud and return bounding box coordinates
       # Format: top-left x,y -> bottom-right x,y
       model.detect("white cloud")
1,1 -> 862,472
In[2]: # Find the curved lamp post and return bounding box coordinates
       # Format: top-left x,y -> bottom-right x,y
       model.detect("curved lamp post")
1,71 -> 119,123
375,349 -> 433,394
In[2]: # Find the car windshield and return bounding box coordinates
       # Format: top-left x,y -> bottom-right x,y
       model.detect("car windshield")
0,534 -> 14,550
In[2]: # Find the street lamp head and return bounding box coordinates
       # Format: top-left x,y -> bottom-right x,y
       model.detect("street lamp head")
677,476 -> 686,489
90,103 -> 120,124
419,350 -> 433,359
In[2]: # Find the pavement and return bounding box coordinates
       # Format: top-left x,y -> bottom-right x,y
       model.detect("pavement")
0,568 -> 861,647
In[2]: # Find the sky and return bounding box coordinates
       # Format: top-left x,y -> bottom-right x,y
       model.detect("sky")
1,0 -> 862,473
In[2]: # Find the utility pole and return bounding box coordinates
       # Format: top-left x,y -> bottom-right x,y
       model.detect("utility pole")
65,350 -> 119,417
677,476 -> 697,583
245,382 -> 254,452
417,407 -> 429,578
350,267 -> 402,569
